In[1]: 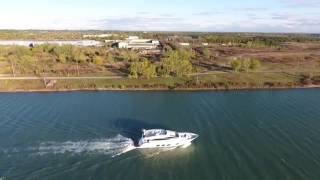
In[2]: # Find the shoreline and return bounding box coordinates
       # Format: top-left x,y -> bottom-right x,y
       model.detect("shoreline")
1,85 -> 319,93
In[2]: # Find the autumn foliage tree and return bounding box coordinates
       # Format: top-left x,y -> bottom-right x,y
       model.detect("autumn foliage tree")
129,58 -> 156,79
159,50 -> 193,77
230,58 -> 261,72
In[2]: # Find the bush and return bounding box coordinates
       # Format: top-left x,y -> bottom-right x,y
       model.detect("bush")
93,56 -> 104,65
107,54 -> 115,63
300,74 -> 312,85
230,59 -> 241,72
159,50 -> 193,77
120,50 -> 139,62
231,58 -> 261,72
202,48 -> 211,60
250,59 -> 261,71
72,48 -> 87,63
0,55 -> 5,62
129,58 -> 157,79
241,59 -> 251,72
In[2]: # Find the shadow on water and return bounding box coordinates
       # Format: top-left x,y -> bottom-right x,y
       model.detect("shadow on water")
112,118 -> 168,146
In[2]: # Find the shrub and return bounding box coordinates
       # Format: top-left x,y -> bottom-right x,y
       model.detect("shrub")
129,59 -> 157,79
231,58 -> 261,72
107,54 -> 115,63
250,59 -> 261,71
241,59 -> 251,72
93,56 -> 104,65
230,59 -> 241,72
159,50 -> 193,77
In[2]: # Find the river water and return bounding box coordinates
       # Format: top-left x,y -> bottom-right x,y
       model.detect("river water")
0,90 -> 320,180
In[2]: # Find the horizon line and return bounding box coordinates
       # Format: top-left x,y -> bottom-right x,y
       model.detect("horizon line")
0,29 -> 319,35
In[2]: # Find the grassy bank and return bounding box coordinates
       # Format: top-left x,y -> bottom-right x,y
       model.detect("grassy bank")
1,72 -> 320,92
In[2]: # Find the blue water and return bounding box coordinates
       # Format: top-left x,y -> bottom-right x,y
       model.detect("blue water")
1,89 -> 320,180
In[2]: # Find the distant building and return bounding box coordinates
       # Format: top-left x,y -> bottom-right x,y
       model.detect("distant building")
113,38 -> 160,50
179,43 -> 190,46
105,40 -> 122,43
116,42 -> 130,49
0,40 -> 103,47
83,34 -> 118,38
126,36 -> 139,40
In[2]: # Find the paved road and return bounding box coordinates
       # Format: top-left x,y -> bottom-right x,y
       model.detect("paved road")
0,70 -> 315,80
0,76 -> 124,80
0,73 -> 227,80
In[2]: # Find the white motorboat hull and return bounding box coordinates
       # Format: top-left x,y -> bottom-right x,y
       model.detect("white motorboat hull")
137,132 -> 198,149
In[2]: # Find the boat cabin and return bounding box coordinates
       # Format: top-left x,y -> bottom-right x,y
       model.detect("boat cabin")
142,129 -> 178,140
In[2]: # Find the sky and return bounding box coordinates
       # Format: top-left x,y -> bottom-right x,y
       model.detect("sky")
0,0 -> 319,33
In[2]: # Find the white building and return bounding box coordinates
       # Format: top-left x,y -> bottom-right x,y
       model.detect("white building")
117,42 -> 129,49
83,34 -> 118,38
0,40 -> 103,47
126,36 -> 139,40
113,38 -> 160,50
179,43 -> 190,46
105,40 -> 122,43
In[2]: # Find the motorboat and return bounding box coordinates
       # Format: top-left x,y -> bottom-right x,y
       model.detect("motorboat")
137,129 -> 198,149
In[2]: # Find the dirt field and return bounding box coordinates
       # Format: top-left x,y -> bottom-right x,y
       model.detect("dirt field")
195,42 -> 320,74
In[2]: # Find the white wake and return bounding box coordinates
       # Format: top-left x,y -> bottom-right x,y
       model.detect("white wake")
36,135 -> 135,157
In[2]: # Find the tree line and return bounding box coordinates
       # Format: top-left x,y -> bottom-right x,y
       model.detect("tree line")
0,43 -> 262,78
230,58 -> 261,72
202,34 -> 319,48
0,45 -> 195,78
128,50 -> 193,79
0,45 -> 111,76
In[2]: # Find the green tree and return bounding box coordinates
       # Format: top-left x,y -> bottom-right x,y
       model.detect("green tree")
129,58 -> 156,79
250,59 -> 261,71
19,55 -> 36,74
107,54 -> 115,63
72,49 -> 87,63
7,54 -> 18,77
163,44 -> 173,52
0,55 -> 5,62
160,50 -> 193,77
230,59 -> 241,72
176,58 -> 193,77
53,45 -> 73,63
241,59 -> 251,72
71,49 -> 87,76
129,62 -> 139,78
58,54 -> 68,63
121,50 -> 139,62
142,61 -> 157,79
14,46 -> 32,57
203,48 -> 211,60
93,56 -> 104,65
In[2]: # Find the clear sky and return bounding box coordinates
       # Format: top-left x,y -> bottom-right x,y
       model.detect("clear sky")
0,0 -> 319,33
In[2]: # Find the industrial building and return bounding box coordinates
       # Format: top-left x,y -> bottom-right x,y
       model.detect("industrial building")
83,34 -> 118,38
112,37 -> 160,50
0,40 -> 103,47
179,42 -> 190,46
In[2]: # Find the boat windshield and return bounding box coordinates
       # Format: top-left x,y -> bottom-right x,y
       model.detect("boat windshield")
144,129 -> 167,137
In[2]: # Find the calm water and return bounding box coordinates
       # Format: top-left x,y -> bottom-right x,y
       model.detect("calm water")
1,90 -> 320,180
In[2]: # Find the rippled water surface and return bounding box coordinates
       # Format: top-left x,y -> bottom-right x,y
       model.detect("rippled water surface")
1,90 -> 320,180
